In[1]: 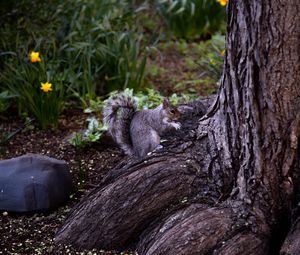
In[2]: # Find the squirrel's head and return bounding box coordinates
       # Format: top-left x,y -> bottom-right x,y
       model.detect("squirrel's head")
162,98 -> 181,120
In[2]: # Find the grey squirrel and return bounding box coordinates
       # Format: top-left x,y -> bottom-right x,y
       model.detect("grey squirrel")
103,94 -> 181,158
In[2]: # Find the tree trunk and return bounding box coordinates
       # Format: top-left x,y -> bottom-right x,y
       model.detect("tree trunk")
55,0 -> 300,254
281,216 -> 300,255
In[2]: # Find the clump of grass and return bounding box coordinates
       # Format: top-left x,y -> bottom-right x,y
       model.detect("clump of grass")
157,0 -> 226,39
0,49 -> 65,129
0,0 -> 153,123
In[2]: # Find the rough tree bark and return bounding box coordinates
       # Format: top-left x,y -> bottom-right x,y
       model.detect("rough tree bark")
55,0 -> 300,254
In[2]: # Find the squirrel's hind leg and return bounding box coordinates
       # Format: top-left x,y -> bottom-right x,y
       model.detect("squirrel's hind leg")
133,130 -> 160,158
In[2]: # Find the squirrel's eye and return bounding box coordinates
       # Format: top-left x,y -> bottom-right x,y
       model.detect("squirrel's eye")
170,109 -> 175,114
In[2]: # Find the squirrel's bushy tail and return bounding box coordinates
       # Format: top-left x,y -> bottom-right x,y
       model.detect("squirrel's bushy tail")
103,94 -> 137,155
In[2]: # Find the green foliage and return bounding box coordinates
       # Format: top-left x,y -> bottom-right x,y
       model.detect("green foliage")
84,117 -> 108,142
157,0 -> 226,39
69,117 -> 108,148
95,31 -> 149,93
169,91 -> 198,104
0,0 -> 152,115
0,49 -> 65,129
146,64 -> 167,77
106,88 -> 197,110
83,97 -> 105,114
56,0 -> 151,99
1,0 -> 226,127
136,88 -> 164,109
68,132 -> 87,153
196,34 -> 225,82
0,90 -> 15,113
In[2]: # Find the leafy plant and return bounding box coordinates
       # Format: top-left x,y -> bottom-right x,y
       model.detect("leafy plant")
157,0 -> 226,39
0,0 -> 153,113
55,0 -> 152,100
146,63 -> 167,77
83,97 -> 105,115
135,88 -> 164,109
106,88 -> 197,111
84,117 -> 108,142
0,90 -> 15,112
68,132 -> 87,152
95,31 -> 149,93
169,91 -> 198,104
69,116 -> 108,147
0,49 -> 65,129
196,34 -> 225,82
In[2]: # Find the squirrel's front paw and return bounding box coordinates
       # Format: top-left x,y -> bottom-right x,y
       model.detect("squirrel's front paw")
172,122 -> 181,130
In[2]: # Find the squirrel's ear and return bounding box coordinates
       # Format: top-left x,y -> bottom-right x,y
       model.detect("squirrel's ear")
162,98 -> 170,109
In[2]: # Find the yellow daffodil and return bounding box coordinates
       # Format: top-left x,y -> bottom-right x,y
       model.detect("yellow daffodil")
221,50 -> 225,56
30,51 -> 41,63
217,0 -> 227,6
210,59 -> 217,65
40,82 -> 53,93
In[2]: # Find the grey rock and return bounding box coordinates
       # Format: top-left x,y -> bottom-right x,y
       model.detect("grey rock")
0,153 -> 72,212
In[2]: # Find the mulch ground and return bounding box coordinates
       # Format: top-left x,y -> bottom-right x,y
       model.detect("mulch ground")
0,109 -> 130,254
